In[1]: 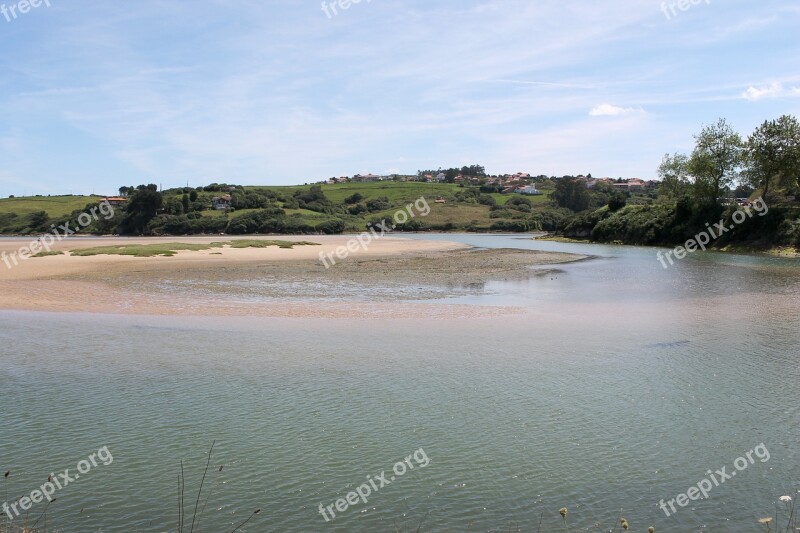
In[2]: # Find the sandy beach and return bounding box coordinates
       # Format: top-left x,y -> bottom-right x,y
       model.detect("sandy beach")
0,235 -> 587,318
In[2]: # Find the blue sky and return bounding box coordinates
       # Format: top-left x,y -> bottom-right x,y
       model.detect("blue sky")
0,0 -> 798,196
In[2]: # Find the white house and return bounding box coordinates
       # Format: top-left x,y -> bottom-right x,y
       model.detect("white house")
212,194 -> 232,210
515,185 -> 542,196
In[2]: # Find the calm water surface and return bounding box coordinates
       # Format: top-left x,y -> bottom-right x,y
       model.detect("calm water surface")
1,235 -> 798,532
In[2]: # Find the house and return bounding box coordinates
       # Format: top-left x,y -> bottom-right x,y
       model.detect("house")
515,185 -> 542,196
353,173 -> 381,182
435,197 -> 446,203
436,173 -> 447,182
627,179 -> 645,191
212,194 -> 232,210
103,196 -> 128,207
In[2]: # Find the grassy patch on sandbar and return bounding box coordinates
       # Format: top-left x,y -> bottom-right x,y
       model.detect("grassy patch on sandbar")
69,240 -> 317,257
222,239 -> 320,249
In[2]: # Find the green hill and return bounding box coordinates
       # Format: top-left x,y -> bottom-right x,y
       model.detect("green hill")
0,183 -> 555,235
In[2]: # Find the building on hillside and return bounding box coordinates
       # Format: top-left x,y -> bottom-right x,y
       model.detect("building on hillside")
353,173 -> 382,182
627,179 -> 645,191
212,194 -> 232,210
103,196 -> 128,207
515,185 -> 542,196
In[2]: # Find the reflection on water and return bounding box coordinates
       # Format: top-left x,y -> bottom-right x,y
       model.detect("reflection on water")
0,235 -> 798,532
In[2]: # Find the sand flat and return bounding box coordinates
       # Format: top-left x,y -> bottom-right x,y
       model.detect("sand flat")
0,235 -> 586,317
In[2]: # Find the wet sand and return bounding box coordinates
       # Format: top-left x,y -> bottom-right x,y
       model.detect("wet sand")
0,235 -> 588,317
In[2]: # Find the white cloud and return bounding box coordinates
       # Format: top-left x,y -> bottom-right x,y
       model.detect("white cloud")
740,81 -> 800,101
741,82 -> 784,100
589,104 -> 644,117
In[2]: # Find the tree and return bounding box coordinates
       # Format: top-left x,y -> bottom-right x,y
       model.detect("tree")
688,118 -> 743,203
744,114 -> 800,198
607,193 -> 627,212
657,153 -> 691,199
552,178 -> 590,212
119,185 -> 163,235
182,194 -> 190,213
189,190 -> 198,202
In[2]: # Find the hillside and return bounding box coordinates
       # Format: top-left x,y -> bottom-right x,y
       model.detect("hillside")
0,182 -> 556,236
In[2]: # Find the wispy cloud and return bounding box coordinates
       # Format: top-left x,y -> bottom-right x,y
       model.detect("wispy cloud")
589,104 -> 645,117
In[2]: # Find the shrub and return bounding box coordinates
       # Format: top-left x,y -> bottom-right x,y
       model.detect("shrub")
478,194 -> 496,206
344,193 -> 364,204
366,197 -> 391,212
490,220 -> 531,232
315,219 -> 345,234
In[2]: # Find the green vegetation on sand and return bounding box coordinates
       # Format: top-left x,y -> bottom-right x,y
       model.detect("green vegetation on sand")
69,240 -> 318,258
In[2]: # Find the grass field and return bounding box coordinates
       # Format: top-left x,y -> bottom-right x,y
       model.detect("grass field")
0,195 -> 102,218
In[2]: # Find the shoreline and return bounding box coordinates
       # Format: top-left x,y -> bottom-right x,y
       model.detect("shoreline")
535,234 -> 800,258
0,235 -> 588,318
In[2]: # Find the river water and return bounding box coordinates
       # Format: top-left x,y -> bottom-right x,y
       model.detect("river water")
1,234 -> 797,532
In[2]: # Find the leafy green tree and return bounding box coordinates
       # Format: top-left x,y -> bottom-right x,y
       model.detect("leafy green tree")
28,210 -> 49,231
189,190 -> 199,202
120,185 -> 163,235
657,152 -> 691,199
552,178 -> 590,212
688,118 -> 743,203
744,114 -> 800,198
607,193 -> 627,212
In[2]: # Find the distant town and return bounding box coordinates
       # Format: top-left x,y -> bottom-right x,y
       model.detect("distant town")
322,171 -> 657,196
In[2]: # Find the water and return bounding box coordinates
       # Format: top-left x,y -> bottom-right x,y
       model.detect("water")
0,235 -> 798,532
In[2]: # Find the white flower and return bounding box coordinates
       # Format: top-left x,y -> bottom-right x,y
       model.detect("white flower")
780,495 -> 792,503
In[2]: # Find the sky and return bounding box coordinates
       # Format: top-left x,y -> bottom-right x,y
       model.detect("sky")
0,0 -> 799,197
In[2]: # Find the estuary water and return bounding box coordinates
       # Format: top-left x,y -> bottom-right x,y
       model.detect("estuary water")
1,235 -> 798,532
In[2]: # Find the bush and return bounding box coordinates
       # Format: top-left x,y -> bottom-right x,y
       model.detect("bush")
394,219 -> 429,232
506,197 -> 532,211
535,207 -> 572,231
366,197 -> 391,212
490,220 -> 532,232
315,219 -> 345,234
590,204 -> 675,244
489,209 -> 514,219
478,194 -> 496,206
